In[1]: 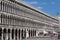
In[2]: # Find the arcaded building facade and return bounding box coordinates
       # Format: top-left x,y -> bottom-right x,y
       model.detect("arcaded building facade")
0,0 -> 59,40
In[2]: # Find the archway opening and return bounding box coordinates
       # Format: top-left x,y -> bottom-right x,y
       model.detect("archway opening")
0,28 -> 2,40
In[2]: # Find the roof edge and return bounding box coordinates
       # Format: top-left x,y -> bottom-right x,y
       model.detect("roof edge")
10,0 -> 58,21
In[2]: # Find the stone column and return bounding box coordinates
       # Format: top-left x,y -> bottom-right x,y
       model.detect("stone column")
15,29 -> 18,40
6,28 -> 8,40
0,0 -> 2,2
33,30 -> 34,37
2,28 -> 4,40
32,30 -> 34,37
18,29 -> 20,40
31,30 -> 32,37
7,29 -> 9,40
26,29 -> 29,39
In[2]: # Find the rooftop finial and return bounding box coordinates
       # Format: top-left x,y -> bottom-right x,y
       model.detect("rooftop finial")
56,12 -> 59,19
57,12 -> 59,15
56,12 -> 59,16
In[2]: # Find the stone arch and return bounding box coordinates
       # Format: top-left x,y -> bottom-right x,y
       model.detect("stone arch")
0,28 -> 2,40
21,29 -> 24,39
3,28 -> 7,40
8,29 -> 10,33
19,29 -> 20,39
3,28 -> 7,33
8,29 -> 10,40
11,29 -> 14,39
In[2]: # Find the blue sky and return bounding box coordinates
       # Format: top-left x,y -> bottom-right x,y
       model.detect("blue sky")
22,0 -> 60,16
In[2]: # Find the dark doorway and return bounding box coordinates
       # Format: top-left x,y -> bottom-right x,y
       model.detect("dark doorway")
0,28 -> 2,40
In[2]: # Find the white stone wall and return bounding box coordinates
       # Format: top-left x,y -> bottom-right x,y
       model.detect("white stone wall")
0,0 -> 58,24
0,0 -> 59,40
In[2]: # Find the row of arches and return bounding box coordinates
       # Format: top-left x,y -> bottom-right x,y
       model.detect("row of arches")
0,28 -> 21,40
0,28 -> 36,40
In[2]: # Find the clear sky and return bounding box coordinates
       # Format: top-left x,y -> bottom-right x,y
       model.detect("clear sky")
22,0 -> 60,16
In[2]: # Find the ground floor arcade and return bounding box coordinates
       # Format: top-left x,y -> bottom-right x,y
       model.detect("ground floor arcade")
0,27 -> 37,40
